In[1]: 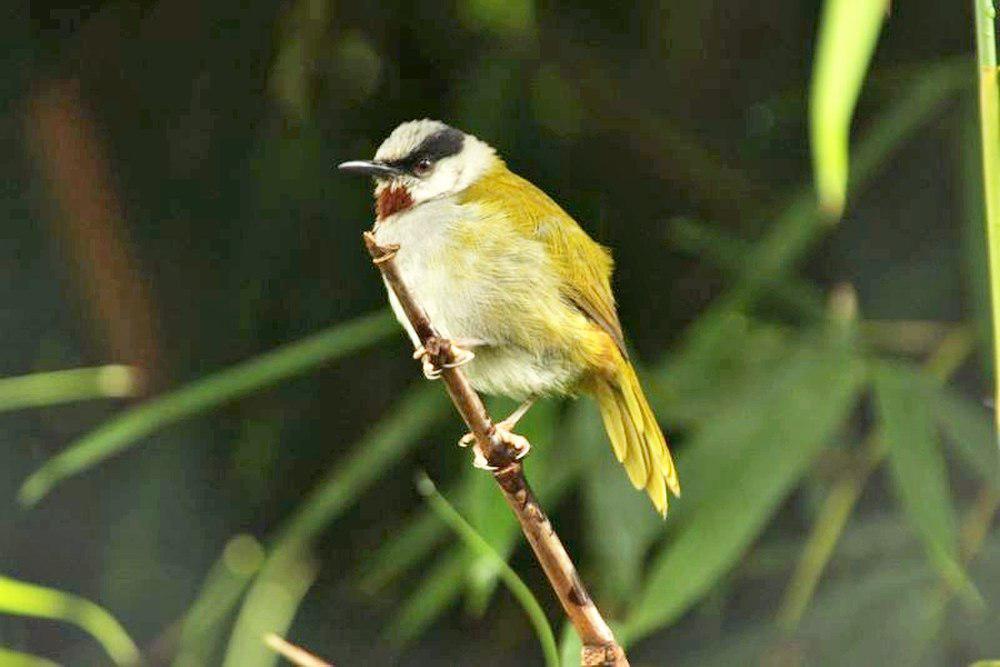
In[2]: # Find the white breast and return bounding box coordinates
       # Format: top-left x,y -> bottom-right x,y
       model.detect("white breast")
372,196 -> 583,400
373,197 -> 471,344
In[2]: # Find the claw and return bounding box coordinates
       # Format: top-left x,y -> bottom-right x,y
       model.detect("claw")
496,425 -> 531,461
463,422 -> 531,470
412,337 -> 479,381
421,357 -> 442,380
442,344 -> 475,369
472,445 -> 496,470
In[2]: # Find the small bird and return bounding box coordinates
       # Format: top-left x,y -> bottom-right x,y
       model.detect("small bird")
339,120 -> 680,515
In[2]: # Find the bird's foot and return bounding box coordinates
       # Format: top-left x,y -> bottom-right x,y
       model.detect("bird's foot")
412,337 -> 482,380
462,422 -> 531,470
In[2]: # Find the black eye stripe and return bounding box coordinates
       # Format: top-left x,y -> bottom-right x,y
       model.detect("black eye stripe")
386,126 -> 465,173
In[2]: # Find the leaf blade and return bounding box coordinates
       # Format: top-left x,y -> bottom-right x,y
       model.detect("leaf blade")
0,575 -> 139,666
809,0 -> 887,215
18,309 -> 397,506
873,363 -> 978,601
623,336 -> 865,643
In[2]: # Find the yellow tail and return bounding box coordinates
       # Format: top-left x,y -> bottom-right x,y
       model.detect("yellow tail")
593,357 -> 680,517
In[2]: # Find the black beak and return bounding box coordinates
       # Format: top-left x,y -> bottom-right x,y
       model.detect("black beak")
337,160 -> 403,179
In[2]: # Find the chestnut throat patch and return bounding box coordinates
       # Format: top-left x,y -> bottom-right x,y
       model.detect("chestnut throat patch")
376,186 -> 414,219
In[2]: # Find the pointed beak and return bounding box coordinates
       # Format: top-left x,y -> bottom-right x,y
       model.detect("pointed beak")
337,160 -> 403,179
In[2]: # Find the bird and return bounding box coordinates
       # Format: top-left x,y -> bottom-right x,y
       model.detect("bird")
339,119 -> 680,516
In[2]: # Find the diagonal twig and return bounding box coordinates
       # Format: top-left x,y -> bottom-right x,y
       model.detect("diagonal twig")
264,633 -> 333,667
363,232 -> 629,666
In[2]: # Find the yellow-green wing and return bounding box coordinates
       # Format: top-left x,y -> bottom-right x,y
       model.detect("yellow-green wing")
537,214 -> 626,357
460,162 -> 626,355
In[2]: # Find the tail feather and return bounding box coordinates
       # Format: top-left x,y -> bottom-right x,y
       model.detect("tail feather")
594,357 -> 680,517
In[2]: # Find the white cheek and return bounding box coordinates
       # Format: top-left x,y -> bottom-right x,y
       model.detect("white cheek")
411,165 -> 461,203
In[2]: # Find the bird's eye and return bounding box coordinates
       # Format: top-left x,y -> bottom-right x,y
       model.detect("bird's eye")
413,158 -> 434,176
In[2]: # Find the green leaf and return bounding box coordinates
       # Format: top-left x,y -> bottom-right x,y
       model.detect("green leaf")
222,558 -> 318,667
172,534 -> 266,667
222,385 -> 447,661
668,217 -> 826,318
0,575 -> 139,666
382,404 -> 585,642
622,335 -> 865,643
809,0 -> 887,216
417,472 -> 558,667
974,0 -> 1000,439
18,309 -> 397,506
359,496 -> 453,593
0,647 -> 59,667
0,365 -> 139,413
384,550 -> 467,644
669,60 -> 968,371
873,363 -> 979,603
558,622 -> 581,667
270,384 -> 448,552
929,381 -> 1000,487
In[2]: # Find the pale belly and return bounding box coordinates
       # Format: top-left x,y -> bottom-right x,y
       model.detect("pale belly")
374,199 -> 585,400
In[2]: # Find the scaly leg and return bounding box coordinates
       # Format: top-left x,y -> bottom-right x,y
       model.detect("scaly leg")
461,399 -> 535,469
412,337 -> 485,380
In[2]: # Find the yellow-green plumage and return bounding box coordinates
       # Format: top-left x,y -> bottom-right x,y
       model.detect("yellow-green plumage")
459,163 -> 681,515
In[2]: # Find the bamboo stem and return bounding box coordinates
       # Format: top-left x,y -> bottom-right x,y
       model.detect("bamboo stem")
363,232 -> 628,667
974,0 -> 1000,438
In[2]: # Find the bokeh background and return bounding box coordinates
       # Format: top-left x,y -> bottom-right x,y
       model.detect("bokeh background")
3,1 -> 999,665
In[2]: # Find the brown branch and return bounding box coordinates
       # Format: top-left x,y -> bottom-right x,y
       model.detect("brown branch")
264,633 -> 333,667
363,232 -> 629,667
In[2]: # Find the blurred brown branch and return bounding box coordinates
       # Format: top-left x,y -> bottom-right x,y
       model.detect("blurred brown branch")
363,232 -> 629,667
264,633 -> 332,667
27,79 -> 162,387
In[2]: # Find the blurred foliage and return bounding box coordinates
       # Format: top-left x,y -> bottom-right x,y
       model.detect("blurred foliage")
3,1 -> 1000,666
809,0 -> 887,216
0,575 -> 138,665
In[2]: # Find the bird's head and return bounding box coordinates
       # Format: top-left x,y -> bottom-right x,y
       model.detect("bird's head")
338,120 -> 499,220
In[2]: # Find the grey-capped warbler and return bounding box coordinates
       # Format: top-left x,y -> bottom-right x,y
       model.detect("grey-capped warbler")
339,120 -> 679,515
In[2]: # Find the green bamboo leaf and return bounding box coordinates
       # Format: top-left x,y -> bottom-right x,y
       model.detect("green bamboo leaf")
873,363 -> 979,603
668,217 -> 826,318
383,419 -> 583,642
621,336 -> 865,643
0,647 -> 58,667
417,472 -> 558,667
359,495 -> 453,593
974,0 -> 1000,438
223,385 -> 447,661
172,534 -> 266,667
0,575 -> 139,666
666,60 -> 968,383
928,381 -> 1000,487
558,623 -> 581,667
222,558 -> 318,667
809,0 -> 887,216
369,399 -> 583,632
18,309 -> 397,506
384,550 -> 467,644
0,365 -> 139,413
958,98 -> 996,383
